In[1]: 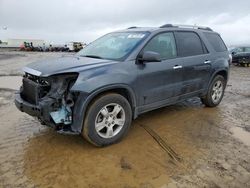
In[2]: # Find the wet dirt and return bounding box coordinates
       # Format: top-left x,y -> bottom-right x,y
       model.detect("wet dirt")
230,127 -> 250,146
0,76 -> 22,90
0,50 -> 71,76
0,51 -> 250,188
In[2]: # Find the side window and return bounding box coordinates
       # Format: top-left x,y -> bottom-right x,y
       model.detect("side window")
143,32 -> 177,60
235,48 -> 243,53
231,47 -> 243,54
175,31 -> 204,57
204,33 -> 227,52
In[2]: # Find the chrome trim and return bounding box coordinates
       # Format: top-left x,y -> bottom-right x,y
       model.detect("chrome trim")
173,65 -> 182,70
204,60 -> 211,64
22,67 -> 42,76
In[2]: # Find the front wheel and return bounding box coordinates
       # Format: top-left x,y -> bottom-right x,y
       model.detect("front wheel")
201,75 -> 226,107
82,93 -> 132,146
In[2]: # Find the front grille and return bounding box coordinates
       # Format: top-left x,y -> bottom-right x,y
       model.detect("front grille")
21,74 -> 51,104
21,78 -> 40,104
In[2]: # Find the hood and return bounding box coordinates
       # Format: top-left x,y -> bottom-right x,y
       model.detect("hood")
23,55 -> 118,76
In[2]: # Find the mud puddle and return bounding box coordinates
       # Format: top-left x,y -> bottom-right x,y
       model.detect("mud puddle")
23,110 -> 197,188
21,98 -> 229,187
0,90 -> 203,187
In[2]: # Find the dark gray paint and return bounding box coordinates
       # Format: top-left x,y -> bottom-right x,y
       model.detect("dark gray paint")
15,27 -> 230,133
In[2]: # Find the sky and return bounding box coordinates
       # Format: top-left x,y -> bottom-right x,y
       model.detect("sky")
0,0 -> 250,46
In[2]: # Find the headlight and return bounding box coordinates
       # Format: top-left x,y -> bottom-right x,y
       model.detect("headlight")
49,73 -> 78,93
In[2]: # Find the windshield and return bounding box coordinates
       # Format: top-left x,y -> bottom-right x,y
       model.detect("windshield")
77,32 -> 149,61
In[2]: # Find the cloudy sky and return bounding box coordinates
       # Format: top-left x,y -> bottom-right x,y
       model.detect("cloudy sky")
0,0 -> 250,46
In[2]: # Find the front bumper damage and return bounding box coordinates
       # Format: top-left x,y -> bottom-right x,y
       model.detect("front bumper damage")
15,92 -> 41,117
14,72 -> 83,134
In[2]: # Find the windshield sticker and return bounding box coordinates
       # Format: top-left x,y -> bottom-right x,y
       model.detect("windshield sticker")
127,34 -> 145,39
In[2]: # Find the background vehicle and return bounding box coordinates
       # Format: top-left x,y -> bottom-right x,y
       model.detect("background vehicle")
67,42 -> 86,52
229,46 -> 250,66
20,42 -> 35,51
15,24 -> 230,146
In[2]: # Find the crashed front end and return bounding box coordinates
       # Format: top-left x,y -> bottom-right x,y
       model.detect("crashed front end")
15,68 -> 80,133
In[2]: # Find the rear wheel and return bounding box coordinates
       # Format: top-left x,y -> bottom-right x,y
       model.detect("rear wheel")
82,93 -> 132,146
201,75 -> 226,107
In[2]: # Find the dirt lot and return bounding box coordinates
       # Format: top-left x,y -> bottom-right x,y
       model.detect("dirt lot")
0,51 -> 249,188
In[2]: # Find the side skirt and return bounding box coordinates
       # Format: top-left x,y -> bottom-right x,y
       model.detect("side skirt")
134,89 -> 205,118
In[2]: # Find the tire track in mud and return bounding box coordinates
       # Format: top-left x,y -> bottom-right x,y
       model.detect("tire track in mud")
139,123 -> 182,163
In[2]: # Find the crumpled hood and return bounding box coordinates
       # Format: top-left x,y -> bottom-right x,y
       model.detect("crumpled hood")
23,55 -> 118,76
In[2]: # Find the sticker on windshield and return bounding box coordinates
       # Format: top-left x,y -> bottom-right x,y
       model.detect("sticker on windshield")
127,34 -> 145,39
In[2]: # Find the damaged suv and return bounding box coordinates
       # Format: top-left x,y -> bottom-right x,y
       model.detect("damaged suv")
15,24 -> 230,146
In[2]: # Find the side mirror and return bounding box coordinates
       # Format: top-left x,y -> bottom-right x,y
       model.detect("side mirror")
138,51 -> 161,63
231,51 -> 236,55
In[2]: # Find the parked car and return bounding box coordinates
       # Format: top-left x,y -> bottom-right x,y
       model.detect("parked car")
15,24 -> 230,146
229,46 -> 250,66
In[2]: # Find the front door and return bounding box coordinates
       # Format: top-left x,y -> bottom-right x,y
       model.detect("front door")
135,32 -> 182,107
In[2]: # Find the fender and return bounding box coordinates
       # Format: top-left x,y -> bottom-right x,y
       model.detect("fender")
206,67 -> 229,91
70,84 -> 137,133
205,55 -> 229,91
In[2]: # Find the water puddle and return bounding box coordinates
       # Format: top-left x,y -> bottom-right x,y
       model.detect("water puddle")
0,76 -> 22,90
230,127 -> 250,146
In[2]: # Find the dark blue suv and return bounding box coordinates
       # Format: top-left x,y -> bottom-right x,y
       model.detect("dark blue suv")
15,24 -> 230,146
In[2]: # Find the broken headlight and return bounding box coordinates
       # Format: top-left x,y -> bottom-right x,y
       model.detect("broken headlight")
48,73 -> 79,125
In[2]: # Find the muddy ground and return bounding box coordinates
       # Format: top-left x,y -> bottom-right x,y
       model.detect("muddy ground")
0,51 -> 249,188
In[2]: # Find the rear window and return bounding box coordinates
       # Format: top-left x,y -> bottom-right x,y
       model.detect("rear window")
204,33 -> 227,52
175,31 -> 204,57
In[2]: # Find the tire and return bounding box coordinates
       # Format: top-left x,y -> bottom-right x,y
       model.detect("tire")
201,75 -> 226,107
82,93 -> 132,147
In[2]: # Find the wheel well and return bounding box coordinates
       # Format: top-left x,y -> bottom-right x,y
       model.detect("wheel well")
86,88 -> 135,114
216,70 -> 228,81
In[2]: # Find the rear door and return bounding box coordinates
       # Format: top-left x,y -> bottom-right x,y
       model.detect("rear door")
174,31 -> 212,96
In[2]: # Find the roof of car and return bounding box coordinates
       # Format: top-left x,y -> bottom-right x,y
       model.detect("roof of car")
116,24 -> 215,33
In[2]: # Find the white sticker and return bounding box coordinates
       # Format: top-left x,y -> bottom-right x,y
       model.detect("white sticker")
127,34 -> 145,39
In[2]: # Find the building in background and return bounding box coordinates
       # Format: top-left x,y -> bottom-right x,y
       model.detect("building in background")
0,38 -> 45,48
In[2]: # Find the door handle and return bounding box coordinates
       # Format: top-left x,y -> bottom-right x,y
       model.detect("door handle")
173,65 -> 182,70
204,60 -> 211,64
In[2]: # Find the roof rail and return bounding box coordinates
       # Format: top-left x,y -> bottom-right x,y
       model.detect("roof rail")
159,24 -> 213,31
159,24 -> 175,28
127,26 -> 137,29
